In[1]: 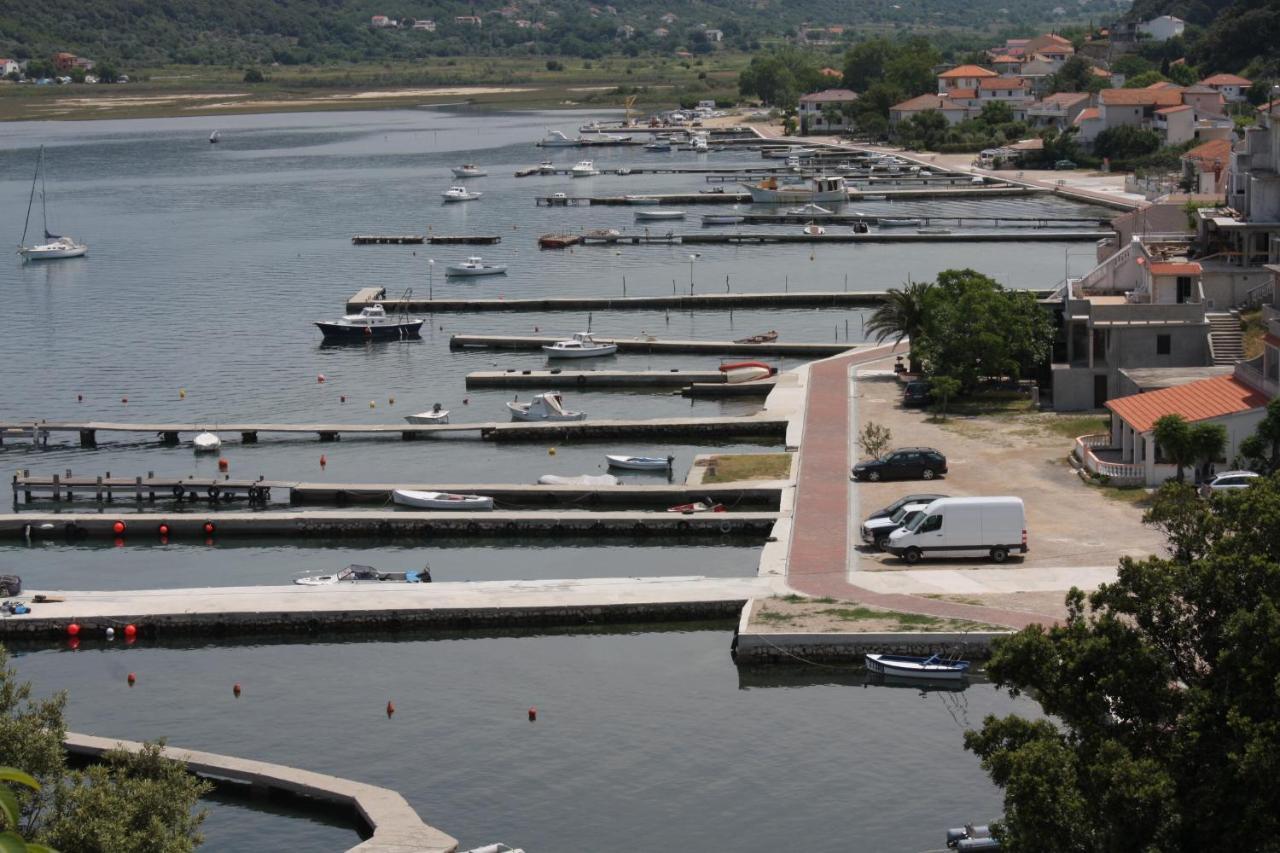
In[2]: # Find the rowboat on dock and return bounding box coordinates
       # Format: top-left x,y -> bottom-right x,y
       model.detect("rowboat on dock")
802,222 -> 826,236
446,256 -> 508,277
392,489 -> 495,510
864,653 -> 971,681
507,391 -> 587,422
719,361 -> 774,383
295,564 -> 428,585
538,473 -> 618,486
667,501 -> 726,513
606,454 -> 674,471
315,304 -> 423,341
635,209 -> 685,221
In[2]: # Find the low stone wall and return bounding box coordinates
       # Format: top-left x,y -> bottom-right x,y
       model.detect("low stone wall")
64,732 -> 457,853
732,629 -> 1011,663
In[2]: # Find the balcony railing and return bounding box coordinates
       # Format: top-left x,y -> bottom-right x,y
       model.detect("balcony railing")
1073,434 -> 1146,486
1235,357 -> 1280,398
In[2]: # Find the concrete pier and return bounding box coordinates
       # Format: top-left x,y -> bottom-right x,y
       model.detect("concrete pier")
535,185 -> 1041,206
466,368 -> 737,389
1,509 -> 779,541
577,229 -> 1110,246
64,732 -> 458,853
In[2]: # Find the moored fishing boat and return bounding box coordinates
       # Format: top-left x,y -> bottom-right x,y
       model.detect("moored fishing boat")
446,256 -> 507,277
570,160 -> 599,177
507,391 -> 586,422
451,164 -> 488,178
743,175 -> 847,204
315,304 -> 423,341
442,186 -> 482,202
392,489 -> 495,510
542,332 -> 617,359
864,653 -> 970,681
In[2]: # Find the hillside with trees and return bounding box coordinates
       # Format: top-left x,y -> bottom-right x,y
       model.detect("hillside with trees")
0,0 -> 1124,68
1123,0 -> 1279,78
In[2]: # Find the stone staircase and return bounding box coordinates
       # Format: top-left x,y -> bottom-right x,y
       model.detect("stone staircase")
1208,312 -> 1245,365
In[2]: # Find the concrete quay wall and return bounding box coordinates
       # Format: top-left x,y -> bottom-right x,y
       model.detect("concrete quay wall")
731,629 -> 1012,663
64,732 -> 458,853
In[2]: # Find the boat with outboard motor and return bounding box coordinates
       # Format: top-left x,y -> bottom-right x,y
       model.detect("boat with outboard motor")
542,332 -> 618,358
570,160 -> 599,177
193,431 -> 222,453
606,454 -> 674,471
446,256 -> 507,277
507,391 -> 586,422
404,403 -> 450,424
315,301 -> 423,341
295,564 -> 428,585
392,490 -> 495,510
442,186 -> 482,202
864,653 -> 971,681
451,164 -> 487,178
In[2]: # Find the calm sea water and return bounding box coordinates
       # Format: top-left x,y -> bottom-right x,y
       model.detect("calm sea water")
0,107 -> 1065,849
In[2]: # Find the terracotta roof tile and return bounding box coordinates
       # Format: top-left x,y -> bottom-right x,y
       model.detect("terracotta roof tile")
1156,104 -> 1193,114
1074,106 -> 1100,124
938,64 -> 999,78
800,88 -> 858,103
1200,73 -> 1251,86
892,94 -> 963,111
1100,88 -> 1184,107
1106,375 -> 1267,433
948,88 -> 978,99
1182,138 -> 1232,167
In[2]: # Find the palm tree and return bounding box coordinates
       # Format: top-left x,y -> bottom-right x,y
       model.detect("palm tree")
865,278 -> 931,373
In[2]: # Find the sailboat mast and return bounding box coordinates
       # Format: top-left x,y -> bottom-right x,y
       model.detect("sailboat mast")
40,146 -> 49,236
20,146 -> 40,247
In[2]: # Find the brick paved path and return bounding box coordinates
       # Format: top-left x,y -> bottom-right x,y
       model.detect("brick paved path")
787,346 -> 1048,630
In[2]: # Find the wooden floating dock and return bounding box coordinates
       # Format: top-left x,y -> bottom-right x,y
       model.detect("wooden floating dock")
10,473 -> 783,509
426,234 -> 501,245
731,214 -> 1109,227
351,234 -> 424,245
576,230 -> 1110,246
453,333 -> 856,355
0,509 -> 780,541
0,416 -> 787,447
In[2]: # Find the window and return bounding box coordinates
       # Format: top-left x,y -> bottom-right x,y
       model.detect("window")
1157,334 -> 1171,355
921,515 -> 943,533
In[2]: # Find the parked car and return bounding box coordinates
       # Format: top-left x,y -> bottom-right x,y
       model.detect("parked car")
902,381 -> 933,407
1054,159 -> 1078,170
862,501 -> 933,550
851,447 -> 948,482
884,496 -> 1026,564
1205,470 -> 1260,491
864,493 -> 949,523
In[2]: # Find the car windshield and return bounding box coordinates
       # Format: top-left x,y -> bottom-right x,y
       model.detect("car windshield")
890,506 -> 910,522
905,513 -> 929,533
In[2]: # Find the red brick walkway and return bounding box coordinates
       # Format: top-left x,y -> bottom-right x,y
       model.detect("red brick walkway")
787,346 -> 1047,630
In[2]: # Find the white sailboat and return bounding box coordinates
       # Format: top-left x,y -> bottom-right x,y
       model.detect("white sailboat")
18,146 -> 87,261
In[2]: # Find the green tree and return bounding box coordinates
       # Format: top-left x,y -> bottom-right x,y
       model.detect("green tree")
738,47 -> 821,106
865,278 -> 932,373
242,67 -> 264,83
1049,55 -> 1093,93
915,269 -> 1054,390
1124,70 -> 1169,88
1166,63 -> 1198,86
842,38 -> 893,90
1238,397 -> 1280,472
0,647 -> 210,851
978,99 -> 1014,126
857,421 -> 893,458
929,375 -> 961,419
1093,125 -> 1162,163
95,64 -> 118,84
1189,422 -> 1227,480
1153,414 -> 1194,482
968,475 -> 1280,851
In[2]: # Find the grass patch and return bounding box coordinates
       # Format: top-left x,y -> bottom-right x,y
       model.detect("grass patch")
1039,414 -> 1110,439
1096,485 -> 1153,506
1241,308 -> 1265,360
703,453 -> 792,483
928,390 -> 1035,419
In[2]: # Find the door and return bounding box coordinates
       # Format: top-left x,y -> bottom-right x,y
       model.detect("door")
1093,375 -> 1108,409
895,451 -> 921,479
1176,276 -> 1192,303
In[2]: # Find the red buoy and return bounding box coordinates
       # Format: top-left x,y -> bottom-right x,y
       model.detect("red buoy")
127,672 -> 136,686
217,457 -> 229,472
202,521 -> 216,535
319,454 -> 327,468
386,700 -> 395,718
528,706 -> 537,721
317,374 -> 326,383
112,521 -> 126,535
158,523 -> 170,537
233,683 -> 242,698
123,624 -> 137,639
67,622 -> 80,637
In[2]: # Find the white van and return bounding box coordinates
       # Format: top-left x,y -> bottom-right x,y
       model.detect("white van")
884,497 -> 1026,565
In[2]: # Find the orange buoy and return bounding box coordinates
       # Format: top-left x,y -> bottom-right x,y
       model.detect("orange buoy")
112,521 -> 126,535
319,454 -> 327,468
233,683 -> 242,698
218,458 -> 229,472
67,622 -> 80,637
123,624 -> 137,639
202,521 -> 216,535
127,672 -> 136,686
386,700 -> 395,718
317,374 -> 326,383
528,706 -> 537,721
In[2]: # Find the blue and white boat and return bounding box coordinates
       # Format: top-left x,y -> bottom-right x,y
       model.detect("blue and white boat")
865,653 -> 970,681
605,454 -> 673,471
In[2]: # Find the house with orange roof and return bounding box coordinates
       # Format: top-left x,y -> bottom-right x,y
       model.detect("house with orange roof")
1096,87 -> 1187,144
936,64 -> 998,95
1200,73 -> 1251,102
797,88 -> 859,132
1180,84 -> 1227,120
1072,372 -> 1269,484
1154,103 -> 1196,145
990,54 -> 1021,75
976,75 -> 1032,108
1073,106 -> 1104,145
889,93 -> 968,126
1026,91 -> 1090,130
1181,138 -> 1233,194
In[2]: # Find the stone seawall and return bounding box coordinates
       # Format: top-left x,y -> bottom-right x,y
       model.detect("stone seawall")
732,630 -> 1011,663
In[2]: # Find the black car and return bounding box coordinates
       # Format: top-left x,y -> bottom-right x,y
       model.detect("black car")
851,448 -> 948,482
902,381 -> 933,407
864,493 -> 949,522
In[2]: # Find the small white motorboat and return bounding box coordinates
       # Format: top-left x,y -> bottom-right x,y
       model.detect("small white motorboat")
644,140 -> 672,152
542,332 -> 618,359
507,391 -> 586,422
634,209 -> 684,221
452,164 -> 487,178
446,256 -> 508,277
405,403 -> 449,424
625,195 -> 661,205
315,303 -> 424,340
606,454 -> 673,471
570,160 -> 599,177
442,186 -> 482,202
878,218 -> 923,228
865,653 -> 971,681
392,489 -> 495,510
193,431 -> 222,453
295,564 -> 427,585
538,129 -> 579,147
538,473 -> 617,486
787,203 -> 832,216
803,222 -> 826,236
538,160 -> 556,173
702,214 -> 744,226
209,130 -> 220,144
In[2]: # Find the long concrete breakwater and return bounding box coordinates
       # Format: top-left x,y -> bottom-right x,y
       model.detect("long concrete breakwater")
574,229 -> 1111,246
464,368 -> 770,389
1,415 -> 788,446
2,509 -> 779,541
65,733 -> 458,853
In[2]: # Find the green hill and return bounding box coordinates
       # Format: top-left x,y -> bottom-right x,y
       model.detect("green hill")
0,0 -> 1125,69
1124,0 -> 1278,77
